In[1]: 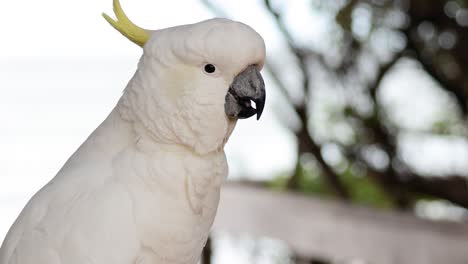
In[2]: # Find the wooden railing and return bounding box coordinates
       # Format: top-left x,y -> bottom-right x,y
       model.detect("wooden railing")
212,183 -> 468,264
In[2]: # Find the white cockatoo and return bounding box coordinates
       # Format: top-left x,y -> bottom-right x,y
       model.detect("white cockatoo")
0,0 -> 266,263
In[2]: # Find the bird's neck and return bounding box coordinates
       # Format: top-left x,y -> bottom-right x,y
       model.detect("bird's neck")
74,106 -> 135,159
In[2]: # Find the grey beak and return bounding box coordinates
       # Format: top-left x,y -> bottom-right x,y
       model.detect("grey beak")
224,65 -> 266,120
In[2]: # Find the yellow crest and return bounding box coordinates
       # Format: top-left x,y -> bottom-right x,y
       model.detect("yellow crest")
102,0 -> 150,47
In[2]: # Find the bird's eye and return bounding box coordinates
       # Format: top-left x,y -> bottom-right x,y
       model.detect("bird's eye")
204,64 -> 216,74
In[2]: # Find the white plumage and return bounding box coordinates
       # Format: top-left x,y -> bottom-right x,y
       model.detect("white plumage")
0,16 -> 265,264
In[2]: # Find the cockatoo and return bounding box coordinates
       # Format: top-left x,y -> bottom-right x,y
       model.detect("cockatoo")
0,0 -> 266,263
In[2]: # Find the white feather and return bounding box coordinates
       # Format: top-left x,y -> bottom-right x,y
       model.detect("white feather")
0,18 -> 265,264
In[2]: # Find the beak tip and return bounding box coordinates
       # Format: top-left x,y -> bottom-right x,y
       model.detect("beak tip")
255,97 -> 265,121
256,111 -> 262,120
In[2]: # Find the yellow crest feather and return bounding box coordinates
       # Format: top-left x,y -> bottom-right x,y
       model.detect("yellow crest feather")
102,0 -> 150,47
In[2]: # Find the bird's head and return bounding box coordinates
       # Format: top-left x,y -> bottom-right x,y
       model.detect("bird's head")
104,0 -> 266,154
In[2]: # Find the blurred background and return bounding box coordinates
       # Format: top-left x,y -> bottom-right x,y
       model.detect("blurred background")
1,0 -> 468,263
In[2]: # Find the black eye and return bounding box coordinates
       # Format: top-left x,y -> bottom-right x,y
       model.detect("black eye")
204,64 -> 216,74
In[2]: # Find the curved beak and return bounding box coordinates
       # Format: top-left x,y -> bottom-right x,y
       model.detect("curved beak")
224,65 -> 266,120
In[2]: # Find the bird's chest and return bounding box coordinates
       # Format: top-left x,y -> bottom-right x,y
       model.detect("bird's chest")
118,147 -> 227,262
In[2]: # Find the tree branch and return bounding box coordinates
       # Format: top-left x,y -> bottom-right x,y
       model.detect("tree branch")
404,28 -> 468,114
263,0 -> 311,100
291,107 -> 351,199
348,48 -> 468,207
403,0 -> 468,114
405,173 -> 468,208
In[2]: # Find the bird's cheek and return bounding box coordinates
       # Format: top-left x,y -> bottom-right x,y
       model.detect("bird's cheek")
162,67 -> 197,102
194,79 -> 229,106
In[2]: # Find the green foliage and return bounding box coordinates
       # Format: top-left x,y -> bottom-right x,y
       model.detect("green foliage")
457,0 -> 467,8
269,164 -> 395,209
335,0 -> 356,32
268,167 -> 332,198
340,168 -> 395,208
432,120 -> 452,134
